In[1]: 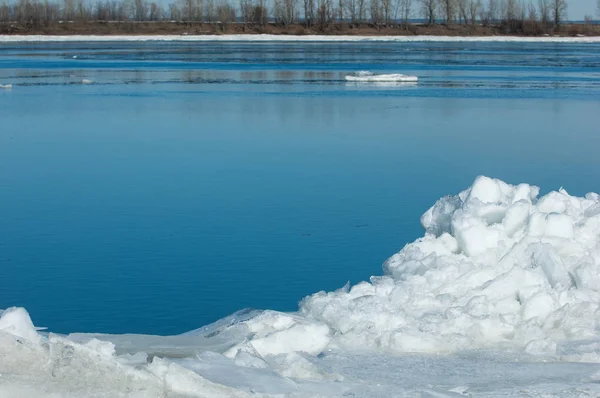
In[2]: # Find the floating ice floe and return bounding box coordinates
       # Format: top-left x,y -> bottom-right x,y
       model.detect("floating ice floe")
2,175 -> 600,396
81,79 -> 93,85
0,84 -> 12,90
345,71 -> 418,82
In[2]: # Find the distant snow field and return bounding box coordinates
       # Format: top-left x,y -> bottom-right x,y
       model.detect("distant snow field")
2,34 -> 600,43
2,175 -> 600,397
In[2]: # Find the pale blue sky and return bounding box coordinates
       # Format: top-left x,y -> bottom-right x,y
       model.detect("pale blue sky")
571,0 -> 597,19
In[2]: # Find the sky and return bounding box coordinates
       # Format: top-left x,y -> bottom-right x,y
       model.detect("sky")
570,0 -> 597,19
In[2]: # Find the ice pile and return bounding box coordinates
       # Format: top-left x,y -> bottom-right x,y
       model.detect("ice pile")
300,176 -> 600,356
344,71 -> 418,82
196,175 -> 600,360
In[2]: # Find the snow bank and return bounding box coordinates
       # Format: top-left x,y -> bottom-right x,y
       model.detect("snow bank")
300,176 -> 600,355
0,308 -> 253,397
345,71 -> 418,82
2,35 -> 600,43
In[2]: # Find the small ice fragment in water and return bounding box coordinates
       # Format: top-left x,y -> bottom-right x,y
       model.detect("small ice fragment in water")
0,84 -> 12,90
345,71 -> 418,82
448,386 -> 470,395
81,79 -> 93,85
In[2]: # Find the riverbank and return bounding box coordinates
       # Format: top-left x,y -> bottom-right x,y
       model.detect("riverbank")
3,34 -> 600,43
2,21 -> 600,38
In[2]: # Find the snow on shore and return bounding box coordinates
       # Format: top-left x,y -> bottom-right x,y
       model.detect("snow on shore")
2,34 -> 600,43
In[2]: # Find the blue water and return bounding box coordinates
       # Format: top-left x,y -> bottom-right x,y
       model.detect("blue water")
1,41 -> 599,335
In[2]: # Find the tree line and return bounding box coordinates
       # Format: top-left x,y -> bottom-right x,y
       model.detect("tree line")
0,0 -> 593,32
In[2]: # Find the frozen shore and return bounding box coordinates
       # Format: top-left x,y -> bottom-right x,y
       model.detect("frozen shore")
2,34 -> 600,43
2,175 -> 600,397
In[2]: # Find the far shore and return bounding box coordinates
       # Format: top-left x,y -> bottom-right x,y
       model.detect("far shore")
1,21 -> 600,39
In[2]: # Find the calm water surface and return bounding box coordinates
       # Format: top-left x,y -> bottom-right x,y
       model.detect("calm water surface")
1,41 -> 599,334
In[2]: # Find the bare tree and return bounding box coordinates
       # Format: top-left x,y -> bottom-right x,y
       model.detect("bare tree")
420,0 -> 435,23
168,2 -> 181,20
316,0 -> 333,25
284,0 -> 298,23
370,0 -> 382,22
75,0 -> 92,21
133,0 -> 148,20
467,0 -> 480,24
518,0 -> 526,20
94,1 -> 108,20
0,2 -> 9,23
255,1 -> 268,24
440,0 -> 455,23
343,0 -> 355,21
273,0 -> 284,21
359,0 -> 366,20
217,0 -> 235,27
381,0 -> 391,22
204,0 -> 214,21
505,0 -> 516,20
181,0 -> 193,20
304,0 -> 314,25
369,0 -> 391,23
107,0 -> 127,20
346,0 -> 367,23
550,0 -> 565,27
344,0 -> 366,22
486,0 -> 496,22
63,0 -> 75,20
239,0 -> 253,23
149,2 -> 161,19
527,1 -> 536,21
194,0 -> 203,20
274,0 -> 297,23
456,0 -> 466,23
538,0 -> 549,24
397,0 -> 411,24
